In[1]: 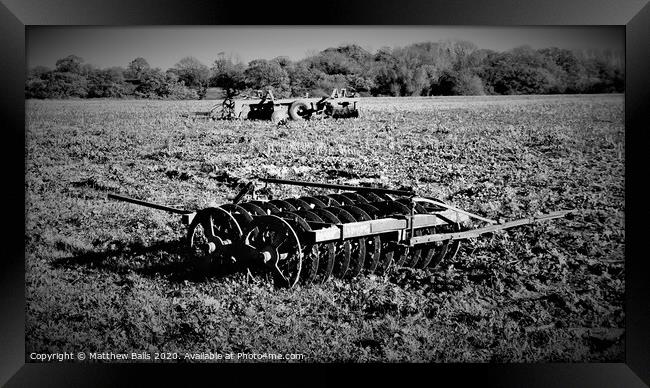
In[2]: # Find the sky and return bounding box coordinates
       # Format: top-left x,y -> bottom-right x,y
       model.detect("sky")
26,26 -> 624,70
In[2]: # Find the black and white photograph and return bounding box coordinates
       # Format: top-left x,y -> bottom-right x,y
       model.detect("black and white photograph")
23,24 -> 627,365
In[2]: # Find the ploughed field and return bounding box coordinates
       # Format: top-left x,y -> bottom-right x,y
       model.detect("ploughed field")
25,94 -> 624,362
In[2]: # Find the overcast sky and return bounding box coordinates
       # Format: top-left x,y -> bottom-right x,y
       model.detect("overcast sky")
26,26 -> 624,70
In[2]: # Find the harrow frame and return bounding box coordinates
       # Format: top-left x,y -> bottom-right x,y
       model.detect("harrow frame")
107,178 -> 574,288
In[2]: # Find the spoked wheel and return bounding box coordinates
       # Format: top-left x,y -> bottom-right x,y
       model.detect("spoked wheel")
243,215 -> 302,288
221,98 -> 236,119
187,207 -> 242,261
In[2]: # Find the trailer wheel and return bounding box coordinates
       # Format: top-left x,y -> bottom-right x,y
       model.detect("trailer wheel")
289,100 -> 310,120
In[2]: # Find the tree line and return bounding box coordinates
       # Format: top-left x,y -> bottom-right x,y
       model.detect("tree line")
25,40 -> 624,99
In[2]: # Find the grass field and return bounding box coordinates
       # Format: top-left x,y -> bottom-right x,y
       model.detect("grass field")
25,94 -> 625,362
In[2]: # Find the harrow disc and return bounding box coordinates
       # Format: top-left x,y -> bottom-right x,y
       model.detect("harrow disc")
243,215 -> 302,288
310,207 -> 352,282
268,199 -> 297,212
370,200 -> 412,217
339,205 -> 380,276
187,207 -> 242,259
324,206 -> 357,277
294,210 -> 337,283
396,198 -> 428,214
284,197 -> 313,211
220,203 -> 254,228
426,223 -> 462,269
393,245 -> 411,267
239,202 -> 267,216
416,241 -> 442,269
314,195 -> 341,207
327,194 -> 356,206
350,206 -> 383,273
375,242 -> 397,275
340,192 -> 368,204
353,203 -> 382,219
370,200 -> 412,270
249,200 -> 281,214
405,229 -> 425,267
298,196 -> 327,209
358,191 -> 391,202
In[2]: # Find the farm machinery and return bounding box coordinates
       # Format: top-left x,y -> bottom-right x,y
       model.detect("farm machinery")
184,88 -> 360,122
107,178 -> 574,288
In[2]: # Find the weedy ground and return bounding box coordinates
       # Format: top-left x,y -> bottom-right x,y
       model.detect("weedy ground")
25,94 -> 624,362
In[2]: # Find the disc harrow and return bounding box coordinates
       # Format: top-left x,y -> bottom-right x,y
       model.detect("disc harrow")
107,178 -> 575,288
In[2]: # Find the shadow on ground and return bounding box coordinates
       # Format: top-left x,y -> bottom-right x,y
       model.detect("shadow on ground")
52,239 -> 247,284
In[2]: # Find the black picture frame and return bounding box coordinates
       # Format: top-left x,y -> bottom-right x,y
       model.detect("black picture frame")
2,0 -> 648,386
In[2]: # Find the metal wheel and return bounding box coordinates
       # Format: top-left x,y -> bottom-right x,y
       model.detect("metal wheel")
243,215 -> 302,288
187,207 -> 242,259
288,100 -> 311,120
221,98 -> 236,119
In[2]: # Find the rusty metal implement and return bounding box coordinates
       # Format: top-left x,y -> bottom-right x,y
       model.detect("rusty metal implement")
107,178 -> 575,288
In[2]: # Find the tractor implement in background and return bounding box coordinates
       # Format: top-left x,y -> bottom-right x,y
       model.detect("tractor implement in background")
183,88 -> 360,123
107,178 -> 575,288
